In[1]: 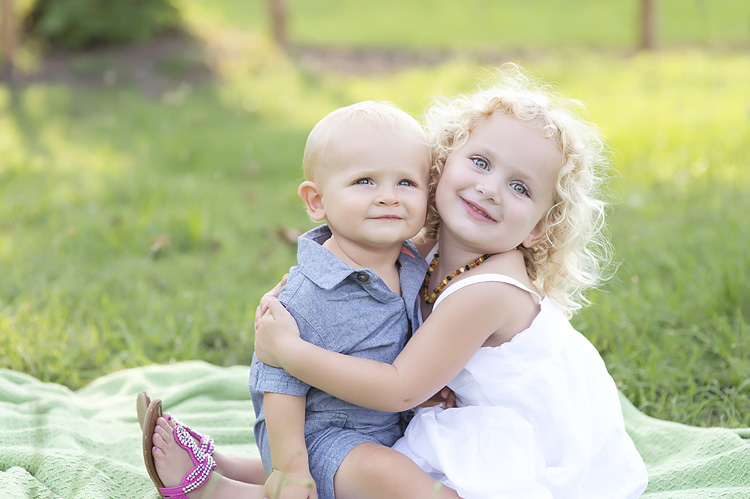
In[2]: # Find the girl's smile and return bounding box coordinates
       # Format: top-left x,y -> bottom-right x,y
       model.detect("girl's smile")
460,197 -> 497,222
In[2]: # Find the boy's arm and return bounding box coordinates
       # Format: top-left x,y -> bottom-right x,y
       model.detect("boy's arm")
263,392 -> 317,499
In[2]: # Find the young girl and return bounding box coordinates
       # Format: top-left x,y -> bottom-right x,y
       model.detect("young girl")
255,65 -> 649,498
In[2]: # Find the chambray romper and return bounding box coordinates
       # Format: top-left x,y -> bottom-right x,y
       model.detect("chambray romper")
250,225 -> 426,499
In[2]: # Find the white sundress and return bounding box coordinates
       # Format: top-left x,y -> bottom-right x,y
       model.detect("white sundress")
392,273 -> 648,499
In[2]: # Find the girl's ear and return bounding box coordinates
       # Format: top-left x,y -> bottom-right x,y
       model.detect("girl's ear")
298,181 -> 326,222
521,218 -> 548,248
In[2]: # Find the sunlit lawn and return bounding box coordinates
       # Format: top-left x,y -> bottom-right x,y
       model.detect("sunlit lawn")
181,0 -> 750,49
1,1 -> 748,427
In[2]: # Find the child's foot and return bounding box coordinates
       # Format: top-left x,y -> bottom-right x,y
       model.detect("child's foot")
141,397 -> 221,499
151,416 -> 205,492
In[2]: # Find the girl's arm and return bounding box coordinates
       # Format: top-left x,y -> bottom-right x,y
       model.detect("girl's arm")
255,281 -> 532,412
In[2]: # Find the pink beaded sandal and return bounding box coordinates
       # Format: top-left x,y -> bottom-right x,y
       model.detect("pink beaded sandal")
137,392 -> 215,459
141,397 -> 217,498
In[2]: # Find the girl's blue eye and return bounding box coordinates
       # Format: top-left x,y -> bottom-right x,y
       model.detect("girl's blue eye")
472,157 -> 489,170
511,182 -> 529,196
398,179 -> 414,187
355,178 -> 372,185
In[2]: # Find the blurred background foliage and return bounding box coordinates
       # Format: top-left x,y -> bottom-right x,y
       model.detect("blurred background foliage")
24,0 -> 181,50
1,0 -> 749,428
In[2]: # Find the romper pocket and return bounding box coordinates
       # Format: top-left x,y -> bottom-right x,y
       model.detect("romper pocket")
305,411 -> 348,455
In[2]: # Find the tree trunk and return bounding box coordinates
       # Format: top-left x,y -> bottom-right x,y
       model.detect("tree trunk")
640,0 -> 657,50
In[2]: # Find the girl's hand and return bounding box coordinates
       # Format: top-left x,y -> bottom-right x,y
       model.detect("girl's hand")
255,298 -> 302,368
254,274 -> 289,330
417,386 -> 457,409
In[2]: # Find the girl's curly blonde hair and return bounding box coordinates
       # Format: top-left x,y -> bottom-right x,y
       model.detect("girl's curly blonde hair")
421,64 -> 614,317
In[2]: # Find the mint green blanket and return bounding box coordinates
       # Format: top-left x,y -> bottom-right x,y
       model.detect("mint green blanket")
1,361 -> 748,498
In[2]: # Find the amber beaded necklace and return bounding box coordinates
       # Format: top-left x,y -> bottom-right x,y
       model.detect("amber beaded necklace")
422,251 -> 492,305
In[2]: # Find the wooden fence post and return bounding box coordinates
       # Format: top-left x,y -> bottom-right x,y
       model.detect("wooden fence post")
269,0 -> 288,49
1,0 -> 17,75
640,0 -> 657,50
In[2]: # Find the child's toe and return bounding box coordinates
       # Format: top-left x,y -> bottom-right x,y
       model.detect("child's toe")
163,414 -> 177,429
154,420 -> 173,442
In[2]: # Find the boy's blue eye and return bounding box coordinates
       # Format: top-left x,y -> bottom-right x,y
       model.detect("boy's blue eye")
398,179 -> 414,187
355,178 -> 372,185
511,182 -> 529,196
472,157 -> 489,170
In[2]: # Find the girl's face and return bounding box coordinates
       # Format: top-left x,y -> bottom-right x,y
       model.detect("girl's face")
434,112 -> 563,255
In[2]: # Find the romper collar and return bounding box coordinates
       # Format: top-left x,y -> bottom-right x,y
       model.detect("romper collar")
295,225 -> 424,302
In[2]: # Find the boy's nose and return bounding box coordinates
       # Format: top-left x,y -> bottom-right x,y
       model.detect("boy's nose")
376,187 -> 399,205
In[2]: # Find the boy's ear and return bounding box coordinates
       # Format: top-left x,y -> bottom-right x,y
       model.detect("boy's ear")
298,181 -> 326,222
521,218 -> 548,248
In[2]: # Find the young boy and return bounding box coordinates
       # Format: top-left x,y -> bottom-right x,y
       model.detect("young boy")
250,101 -> 457,499
141,101 -> 458,499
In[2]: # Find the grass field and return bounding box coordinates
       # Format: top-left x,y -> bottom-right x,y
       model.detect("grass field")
182,0 -> 750,49
1,1 -> 749,427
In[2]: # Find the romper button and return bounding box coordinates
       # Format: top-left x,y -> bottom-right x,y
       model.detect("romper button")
357,272 -> 369,282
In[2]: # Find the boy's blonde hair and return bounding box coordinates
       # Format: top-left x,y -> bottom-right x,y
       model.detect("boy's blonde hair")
303,101 -> 426,182
423,64 -> 613,316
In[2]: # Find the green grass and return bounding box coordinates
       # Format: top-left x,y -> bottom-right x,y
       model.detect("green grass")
177,0 -> 750,50
1,1 -> 749,428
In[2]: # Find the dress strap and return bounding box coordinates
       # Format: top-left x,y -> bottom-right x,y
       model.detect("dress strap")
424,243 -> 440,264
433,274 -> 542,309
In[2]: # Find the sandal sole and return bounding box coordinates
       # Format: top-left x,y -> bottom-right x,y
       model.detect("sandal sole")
142,397 -> 166,489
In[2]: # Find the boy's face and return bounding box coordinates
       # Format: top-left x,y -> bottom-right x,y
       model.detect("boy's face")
315,125 -> 430,250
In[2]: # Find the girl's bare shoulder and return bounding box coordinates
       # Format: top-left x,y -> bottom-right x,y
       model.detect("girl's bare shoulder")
482,249 -> 533,285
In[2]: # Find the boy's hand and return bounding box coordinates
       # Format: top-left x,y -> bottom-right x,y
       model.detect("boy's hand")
264,468 -> 317,499
254,274 -> 289,330
255,298 -> 303,368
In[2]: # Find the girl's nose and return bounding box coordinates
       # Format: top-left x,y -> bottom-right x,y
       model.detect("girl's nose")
476,182 -> 499,203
